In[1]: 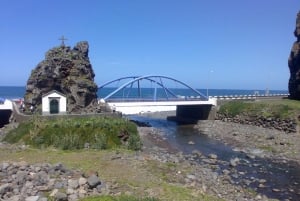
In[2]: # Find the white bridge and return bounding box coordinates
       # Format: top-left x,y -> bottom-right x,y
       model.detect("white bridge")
104,99 -> 217,115
99,75 -> 217,120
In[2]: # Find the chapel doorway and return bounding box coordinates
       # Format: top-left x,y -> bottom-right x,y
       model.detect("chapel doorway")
50,99 -> 59,114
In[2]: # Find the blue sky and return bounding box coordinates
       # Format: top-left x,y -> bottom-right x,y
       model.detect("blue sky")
0,0 -> 299,90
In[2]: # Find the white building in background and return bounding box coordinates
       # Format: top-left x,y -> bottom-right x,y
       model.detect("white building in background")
42,90 -> 67,115
0,98 -> 13,110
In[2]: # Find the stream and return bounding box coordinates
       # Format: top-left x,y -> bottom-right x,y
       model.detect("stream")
128,114 -> 300,200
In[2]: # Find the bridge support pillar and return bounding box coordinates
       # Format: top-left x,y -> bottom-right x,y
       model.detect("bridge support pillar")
172,105 -> 216,123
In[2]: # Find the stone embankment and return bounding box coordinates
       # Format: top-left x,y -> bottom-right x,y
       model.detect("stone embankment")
216,113 -> 297,133
0,161 -> 106,201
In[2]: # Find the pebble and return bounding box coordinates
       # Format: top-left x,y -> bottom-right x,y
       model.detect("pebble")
191,150 -> 202,157
246,154 -> 255,159
259,179 -> 267,183
229,157 -> 240,167
186,174 -> 196,180
222,169 -> 230,175
25,196 -> 39,201
255,194 -> 262,200
208,153 -> 218,159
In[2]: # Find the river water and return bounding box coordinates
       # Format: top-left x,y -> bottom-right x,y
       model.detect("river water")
128,114 -> 300,200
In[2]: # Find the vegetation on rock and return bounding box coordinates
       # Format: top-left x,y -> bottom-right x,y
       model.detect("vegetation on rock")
24,41 -> 98,113
217,99 -> 299,133
218,99 -> 298,119
3,116 -> 142,150
219,100 -> 300,119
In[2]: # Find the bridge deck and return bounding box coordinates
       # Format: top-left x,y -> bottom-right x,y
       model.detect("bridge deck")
107,99 -> 216,106
105,98 -> 217,114
105,97 -> 207,102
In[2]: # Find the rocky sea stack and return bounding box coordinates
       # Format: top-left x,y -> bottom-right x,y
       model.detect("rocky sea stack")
24,41 -> 98,113
288,11 -> 300,100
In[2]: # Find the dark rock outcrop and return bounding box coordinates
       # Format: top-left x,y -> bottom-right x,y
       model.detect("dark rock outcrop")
24,41 -> 98,113
288,11 -> 300,99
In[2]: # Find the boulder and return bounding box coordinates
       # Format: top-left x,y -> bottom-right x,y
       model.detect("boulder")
87,174 -> 101,188
24,41 -> 98,113
288,11 -> 300,99
0,183 -> 12,195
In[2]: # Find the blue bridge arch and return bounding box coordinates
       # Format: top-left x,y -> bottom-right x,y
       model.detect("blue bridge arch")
98,75 -> 208,102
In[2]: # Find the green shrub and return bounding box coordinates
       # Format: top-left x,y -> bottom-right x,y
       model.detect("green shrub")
92,133 -> 108,149
3,122 -> 31,143
128,134 -> 142,151
218,101 -> 252,117
3,116 -> 141,151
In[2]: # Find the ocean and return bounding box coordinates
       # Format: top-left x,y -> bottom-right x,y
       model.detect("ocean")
0,86 -> 289,100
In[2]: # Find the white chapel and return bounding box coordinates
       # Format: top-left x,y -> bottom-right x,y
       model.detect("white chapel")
42,90 -> 67,115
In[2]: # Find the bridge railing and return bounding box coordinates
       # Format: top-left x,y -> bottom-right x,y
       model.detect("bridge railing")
104,96 -> 207,103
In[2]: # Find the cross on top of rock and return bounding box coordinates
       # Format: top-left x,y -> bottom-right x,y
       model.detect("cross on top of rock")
59,35 -> 67,46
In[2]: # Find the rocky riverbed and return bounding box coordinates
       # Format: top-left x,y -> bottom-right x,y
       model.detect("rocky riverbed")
139,123 -> 300,201
0,120 -> 300,200
195,120 -> 300,162
194,120 -> 300,200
